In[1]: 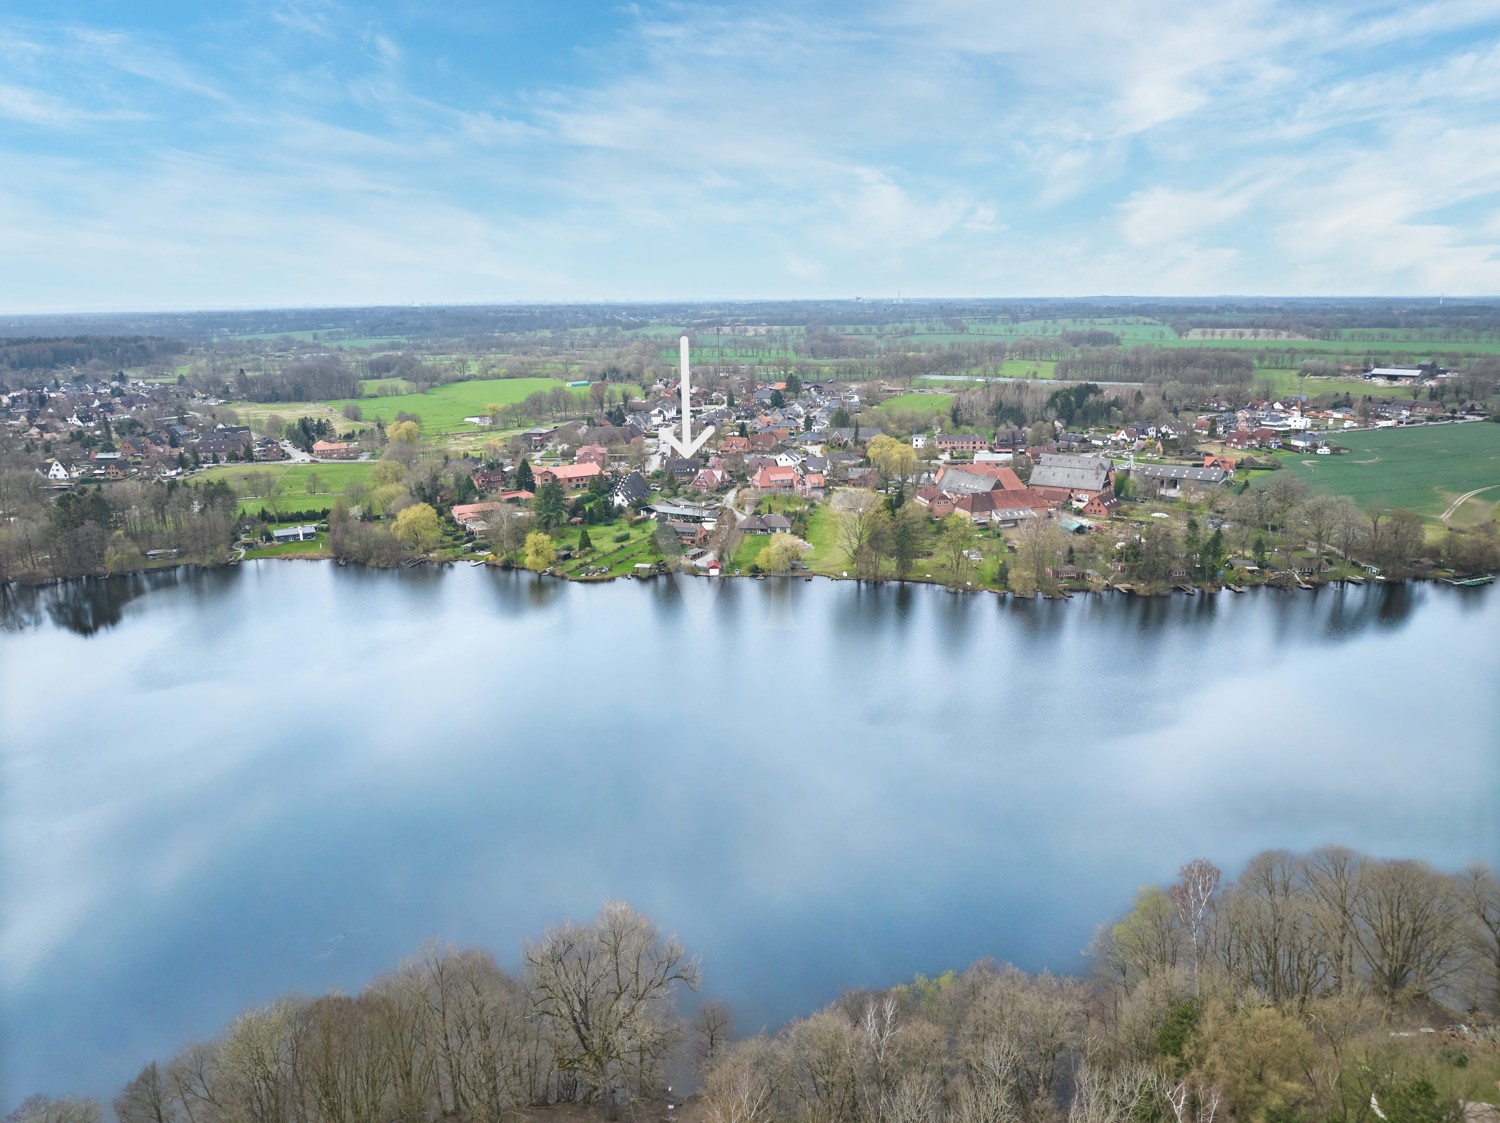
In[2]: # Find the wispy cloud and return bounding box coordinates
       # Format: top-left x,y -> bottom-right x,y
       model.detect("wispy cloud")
0,0 -> 1498,309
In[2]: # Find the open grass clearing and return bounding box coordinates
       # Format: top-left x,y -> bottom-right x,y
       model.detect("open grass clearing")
198,461 -> 377,513
873,392 -> 953,417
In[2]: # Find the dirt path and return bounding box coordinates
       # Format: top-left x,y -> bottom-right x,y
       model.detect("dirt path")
1439,483 -> 1500,522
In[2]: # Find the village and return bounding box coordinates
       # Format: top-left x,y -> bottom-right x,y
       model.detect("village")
2,351 -> 1496,591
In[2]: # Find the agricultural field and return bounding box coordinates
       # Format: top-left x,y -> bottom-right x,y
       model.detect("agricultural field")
1278,422 -> 1500,526
322,377 -> 587,433
225,376 -> 586,438
1249,369 -> 1439,400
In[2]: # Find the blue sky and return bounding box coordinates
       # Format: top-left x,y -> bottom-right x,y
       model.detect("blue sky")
3,0 -> 1500,311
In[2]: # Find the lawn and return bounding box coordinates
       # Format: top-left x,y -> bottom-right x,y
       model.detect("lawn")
242,532 -> 330,559
197,461 -> 377,513
1275,422 -> 1500,523
551,518 -> 664,577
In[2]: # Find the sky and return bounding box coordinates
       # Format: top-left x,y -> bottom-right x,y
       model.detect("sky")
3,0 -> 1500,312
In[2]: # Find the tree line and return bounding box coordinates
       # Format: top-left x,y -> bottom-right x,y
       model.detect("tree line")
10,850 -> 1497,1123
0,472 -> 240,582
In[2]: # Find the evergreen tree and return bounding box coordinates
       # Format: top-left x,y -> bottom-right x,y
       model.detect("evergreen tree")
535,480 -> 566,529
578,528 -> 593,552
514,458 -> 536,491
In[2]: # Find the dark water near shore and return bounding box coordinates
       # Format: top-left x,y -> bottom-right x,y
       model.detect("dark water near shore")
3,565 -> 1498,1106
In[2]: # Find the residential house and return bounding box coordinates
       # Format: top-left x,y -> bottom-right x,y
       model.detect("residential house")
720,435 -> 752,455
451,502 -> 501,530
1082,493 -> 1120,518
520,426 -> 558,450
738,513 -> 793,534
611,471 -> 650,509
472,467 -> 510,491
934,433 -> 989,454
575,444 -> 609,468
754,465 -> 800,492
535,461 -> 605,489
312,440 -> 358,460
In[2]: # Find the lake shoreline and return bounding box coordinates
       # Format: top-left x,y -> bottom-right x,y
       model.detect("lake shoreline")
4,548 -> 1488,603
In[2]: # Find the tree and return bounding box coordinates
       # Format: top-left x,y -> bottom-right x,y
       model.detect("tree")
1100,886 -> 1180,989
370,459 -> 406,487
1456,863 -> 1500,1013
759,534 -> 810,573
113,1062 -> 176,1123
835,495 -> 890,579
5,1097 -> 104,1123
1016,517 -> 1066,594
523,902 -> 700,1107
394,503 -> 441,553
694,999 -> 735,1074
514,459 -> 536,492
867,435 -> 917,493
534,480 -> 567,530
935,514 -> 976,585
523,531 -> 557,573
1295,494 -> 1341,569
385,420 -> 420,447
1169,859 -> 1220,995
888,502 -> 926,578
1352,859 -> 1467,998
578,528 -> 593,552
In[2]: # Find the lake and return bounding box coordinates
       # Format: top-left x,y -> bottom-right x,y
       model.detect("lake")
2,564 -> 1497,1107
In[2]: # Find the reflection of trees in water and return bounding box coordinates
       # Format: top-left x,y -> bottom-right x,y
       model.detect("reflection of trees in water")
0,568 -> 209,637
1316,582 -> 1420,640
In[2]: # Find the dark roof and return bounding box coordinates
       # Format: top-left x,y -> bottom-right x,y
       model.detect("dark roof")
1135,465 -> 1228,483
1029,454 -> 1112,491
611,471 -> 650,503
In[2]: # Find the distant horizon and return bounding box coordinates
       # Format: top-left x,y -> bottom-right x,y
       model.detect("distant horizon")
4,293 -> 1500,324
4,1 -> 1500,312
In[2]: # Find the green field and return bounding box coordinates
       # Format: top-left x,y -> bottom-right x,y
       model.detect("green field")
873,392 -> 954,417
226,376 -> 586,438
322,377 -> 586,433
1278,422 -> 1500,524
197,461 -> 377,513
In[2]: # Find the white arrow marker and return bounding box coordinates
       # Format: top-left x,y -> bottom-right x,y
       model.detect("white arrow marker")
659,335 -> 715,459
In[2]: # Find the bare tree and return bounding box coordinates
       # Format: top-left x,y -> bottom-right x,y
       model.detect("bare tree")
1352,859 -> 1467,998
523,901 -> 700,1110
1170,859 -> 1221,995
114,1062 -> 179,1123
1456,863 -> 1500,1013
695,999 -> 736,1074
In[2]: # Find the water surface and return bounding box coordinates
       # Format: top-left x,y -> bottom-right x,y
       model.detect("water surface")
3,565 -> 1497,1105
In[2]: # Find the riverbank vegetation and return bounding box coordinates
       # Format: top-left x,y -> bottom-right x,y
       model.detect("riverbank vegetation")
11,849 -> 1498,1123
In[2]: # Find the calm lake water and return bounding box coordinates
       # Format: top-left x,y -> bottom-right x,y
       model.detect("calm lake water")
3,564 -> 1498,1106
